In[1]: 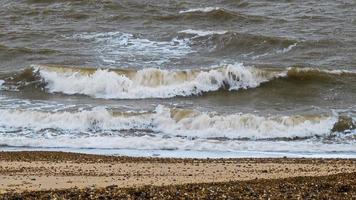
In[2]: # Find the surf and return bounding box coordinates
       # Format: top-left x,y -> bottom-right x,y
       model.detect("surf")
1,105 -> 353,140
1,64 -> 355,99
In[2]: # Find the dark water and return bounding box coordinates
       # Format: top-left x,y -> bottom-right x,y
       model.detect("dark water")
0,0 -> 355,157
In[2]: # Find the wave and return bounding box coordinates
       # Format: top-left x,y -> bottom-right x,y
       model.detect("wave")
70,30 -> 298,63
286,67 -> 356,81
1,105 -> 352,140
0,68 -> 43,91
177,7 -> 262,20
1,64 -> 356,99
158,7 -> 264,22
177,7 -> 240,20
0,44 -> 58,56
178,29 -> 228,37
177,29 -> 298,55
179,7 -> 222,14
30,64 -> 282,99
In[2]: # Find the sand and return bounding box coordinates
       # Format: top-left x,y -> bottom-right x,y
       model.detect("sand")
0,151 -> 355,199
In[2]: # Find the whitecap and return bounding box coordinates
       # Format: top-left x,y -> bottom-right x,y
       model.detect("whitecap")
179,7 -> 222,14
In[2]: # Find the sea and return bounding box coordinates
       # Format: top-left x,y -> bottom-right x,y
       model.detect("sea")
0,0 -> 355,158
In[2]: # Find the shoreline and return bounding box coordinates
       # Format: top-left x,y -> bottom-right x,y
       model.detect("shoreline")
2,147 -> 356,159
1,151 -> 355,199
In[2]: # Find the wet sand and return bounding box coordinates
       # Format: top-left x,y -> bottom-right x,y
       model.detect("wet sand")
0,151 -> 355,199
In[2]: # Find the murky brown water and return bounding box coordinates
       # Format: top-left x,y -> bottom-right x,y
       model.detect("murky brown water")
0,0 -> 355,157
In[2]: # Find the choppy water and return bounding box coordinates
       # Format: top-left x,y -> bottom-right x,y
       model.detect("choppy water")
0,0 -> 355,157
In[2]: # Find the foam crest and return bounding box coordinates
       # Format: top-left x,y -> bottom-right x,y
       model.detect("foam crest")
179,29 -> 228,37
287,67 -> 356,75
36,64 -> 279,99
179,7 -> 222,14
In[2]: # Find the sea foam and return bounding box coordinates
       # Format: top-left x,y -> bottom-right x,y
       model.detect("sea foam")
0,105 -> 339,139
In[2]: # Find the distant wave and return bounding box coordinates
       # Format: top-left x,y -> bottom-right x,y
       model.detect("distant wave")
179,7 -> 222,14
0,44 -> 59,56
286,67 -> 356,81
156,7 -> 265,22
177,29 -> 298,55
287,67 -> 356,75
178,29 -> 228,37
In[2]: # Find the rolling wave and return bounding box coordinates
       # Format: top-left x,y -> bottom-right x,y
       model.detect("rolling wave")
32,64 -> 282,99
1,64 -> 355,99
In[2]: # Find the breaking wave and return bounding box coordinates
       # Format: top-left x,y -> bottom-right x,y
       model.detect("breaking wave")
30,64 -> 282,99
1,105 -> 351,140
1,64 -> 356,99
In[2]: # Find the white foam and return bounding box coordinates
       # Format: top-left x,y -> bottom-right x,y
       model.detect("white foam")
0,105 -> 338,139
1,132 -> 355,156
179,29 -> 228,37
1,106 -> 353,154
1,134 -> 355,154
179,7 -> 222,14
36,63 -> 281,99
72,31 -> 193,66
276,43 -> 297,54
